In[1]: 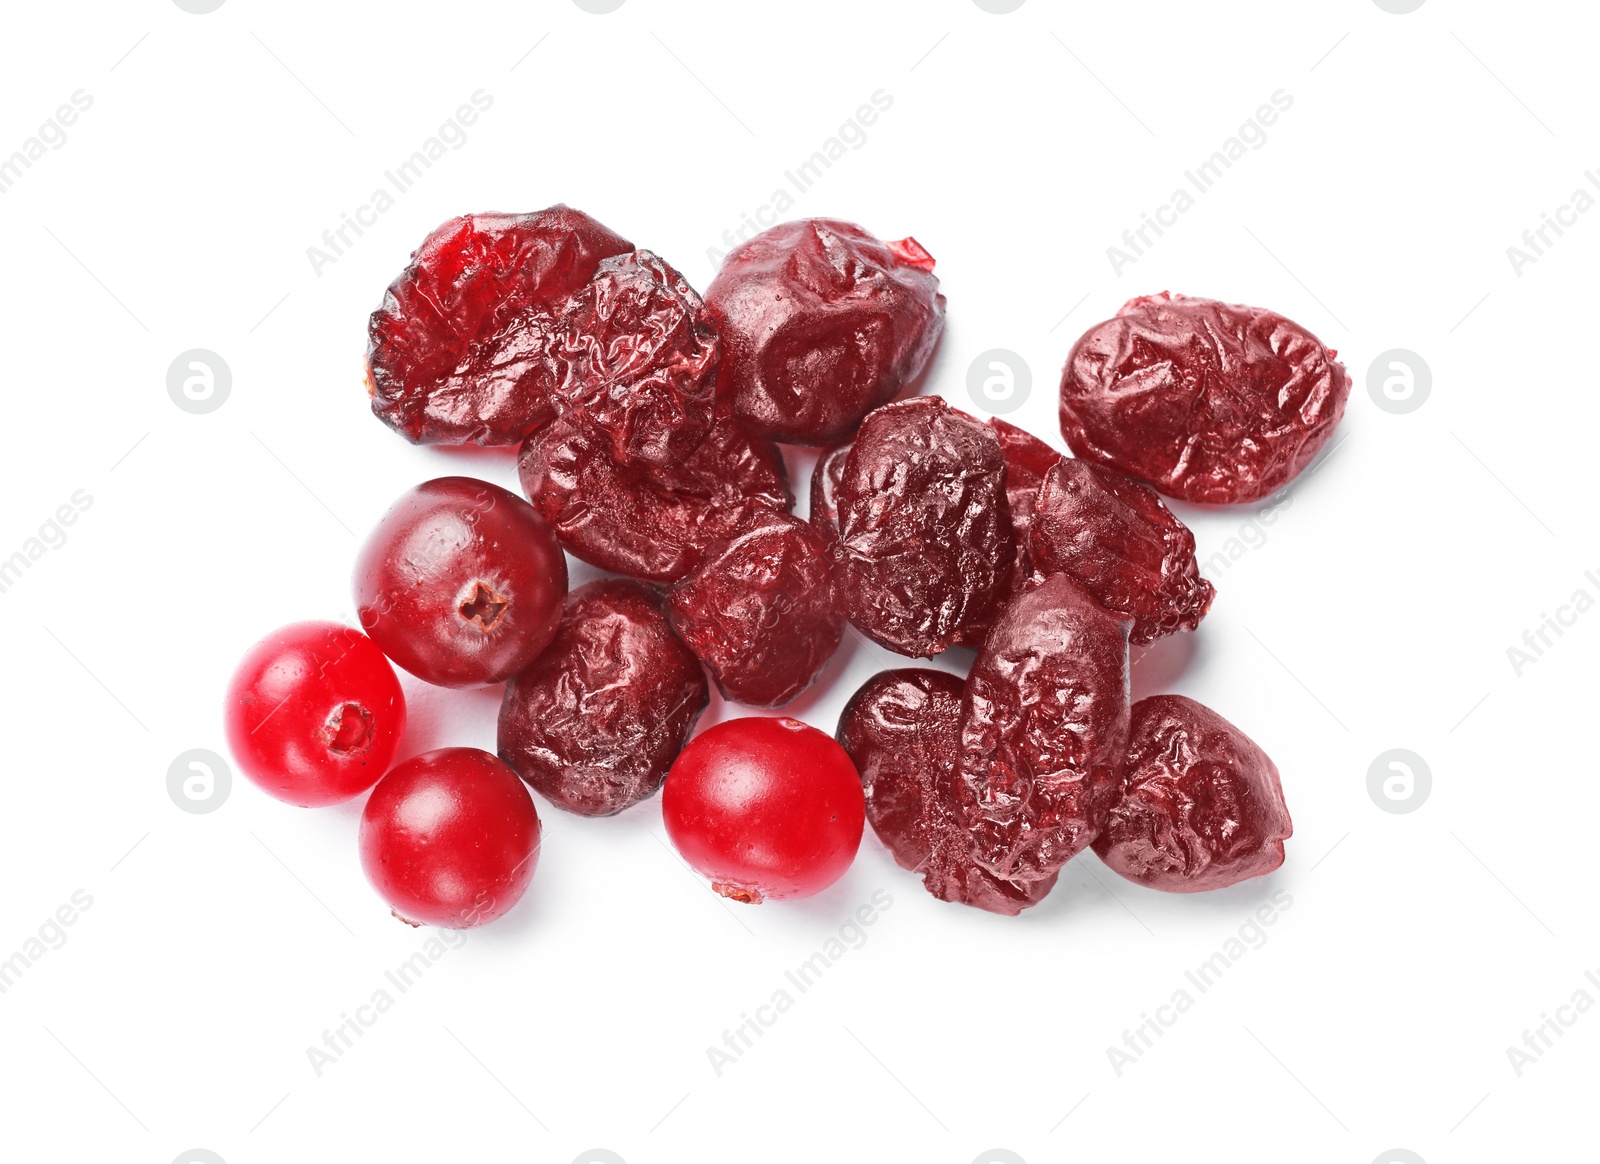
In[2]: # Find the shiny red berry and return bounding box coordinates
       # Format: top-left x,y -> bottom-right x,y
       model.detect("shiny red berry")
359,747 -> 542,928
354,477 -> 567,687
224,621 -> 406,807
663,717 -> 864,903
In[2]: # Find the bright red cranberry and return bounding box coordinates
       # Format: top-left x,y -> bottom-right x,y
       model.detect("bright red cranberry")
1094,696 -> 1292,892
498,580 -> 709,816
706,219 -> 946,445
1059,292 -> 1350,504
354,477 -> 567,688
224,621 -> 406,807
359,747 -> 541,928
663,717 -> 865,903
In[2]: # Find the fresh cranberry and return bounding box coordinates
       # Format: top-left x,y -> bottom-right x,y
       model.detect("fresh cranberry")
354,477 -> 567,687
663,717 -> 865,903
359,747 -> 542,928
706,219 -> 946,445
224,621 -> 406,807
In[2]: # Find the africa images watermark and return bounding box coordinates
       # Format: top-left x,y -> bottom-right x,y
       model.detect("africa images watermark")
706,889 -> 894,1077
1106,89 -> 1294,276
1505,967 -> 1600,1078
0,490 -> 93,597
1504,567 -> 1600,677
1105,890 -> 1294,1077
1505,169 -> 1600,276
307,90 -> 494,277
0,890 -> 94,997
0,90 -> 93,196
705,89 -> 895,269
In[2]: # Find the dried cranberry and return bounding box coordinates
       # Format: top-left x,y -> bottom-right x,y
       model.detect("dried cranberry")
808,440 -> 853,537
498,580 -> 709,816
959,573 -> 1132,882
837,669 -> 1057,916
550,250 -> 719,468
367,207 -> 632,446
1028,459 -> 1214,645
666,509 -> 842,707
988,418 -> 1060,545
834,397 -> 1014,657
1093,695 -> 1292,892
518,407 -> 791,583
1059,292 -> 1351,504
706,219 -> 946,445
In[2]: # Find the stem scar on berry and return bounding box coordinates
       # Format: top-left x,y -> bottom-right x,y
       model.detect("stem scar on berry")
459,581 -> 510,631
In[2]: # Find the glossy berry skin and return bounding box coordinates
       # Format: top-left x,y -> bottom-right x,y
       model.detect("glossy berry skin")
360,748 -> 542,928
519,407 -> 791,584
834,397 -> 1014,657
1094,696 -> 1292,892
808,440 -> 853,537
959,574 -> 1132,883
666,509 -> 843,707
837,669 -> 1056,916
224,621 -> 406,807
1028,458 -> 1215,644
367,207 -> 633,446
706,219 -> 946,445
1059,292 -> 1350,504
498,580 -> 709,816
355,477 -> 567,687
663,717 -> 865,903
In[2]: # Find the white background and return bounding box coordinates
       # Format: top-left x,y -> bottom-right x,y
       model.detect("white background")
0,1 -> 1594,1162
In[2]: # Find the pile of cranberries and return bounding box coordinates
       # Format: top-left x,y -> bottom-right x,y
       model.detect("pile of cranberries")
225,207 -> 1347,927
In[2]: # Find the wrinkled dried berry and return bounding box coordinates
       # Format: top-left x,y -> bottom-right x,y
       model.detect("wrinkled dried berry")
959,574 -> 1132,882
837,669 -> 1056,916
498,580 -> 709,816
808,441 -> 853,537
834,397 -> 1014,657
1059,292 -> 1351,504
551,250 -> 720,468
1094,695 -> 1291,892
988,418 -> 1059,547
707,219 -> 946,445
1029,459 -> 1214,645
518,408 -> 792,583
367,207 -> 632,446
667,509 -> 842,707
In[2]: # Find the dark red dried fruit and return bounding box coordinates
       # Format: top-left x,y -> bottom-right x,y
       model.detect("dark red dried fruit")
498,580 -> 708,816
367,207 -> 632,446
518,407 -> 792,584
1093,695 -> 1291,892
1028,459 -> 1214,645
988,418 -> 1059,545
706,219 -> 946,445
959,574 -> 1132,882
834,397 -> 1014,657
666,509 -> 842,707
837,669 -> 1056,916
1059,292 -> 1351,504
808,440 -> 853,538
550,250 -> 719,468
